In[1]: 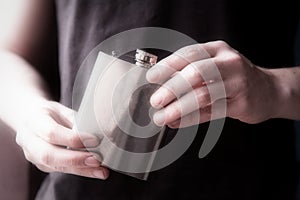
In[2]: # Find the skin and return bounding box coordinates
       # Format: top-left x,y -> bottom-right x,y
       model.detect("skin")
147,41 -> 300,128
0,0 -> 299,180
0,0 -> 109,179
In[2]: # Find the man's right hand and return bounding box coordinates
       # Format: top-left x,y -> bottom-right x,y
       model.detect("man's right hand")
15,100 -> 109,179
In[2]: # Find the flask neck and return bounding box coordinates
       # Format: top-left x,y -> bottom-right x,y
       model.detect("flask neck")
135,49 -> 158,69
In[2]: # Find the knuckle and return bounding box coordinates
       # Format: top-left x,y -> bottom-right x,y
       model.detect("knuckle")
167,104 -> 181,119
178,45 -> 199,59
187,64 -> 202,83
178,45 -> 192,54
45,124 -> 59,143
65,154 -> 83,167
40,151 -> 52,166
201,105 -> 212,114
164,84 -> 176,98
225,52 -> 243,66
194,87 -> 204,98
196,89 -> 211,106
232,53 -> 243,66
40,103 -> 55,115
215,40 -> 228,48
185,49 -> 200,59
70,156 -> 82,167
67,135 -> 81,147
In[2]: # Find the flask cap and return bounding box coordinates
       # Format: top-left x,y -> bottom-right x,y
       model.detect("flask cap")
135,49 -> 158,68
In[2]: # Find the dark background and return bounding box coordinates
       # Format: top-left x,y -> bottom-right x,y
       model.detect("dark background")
295,21 -> 300,161
294,20 -> 300,200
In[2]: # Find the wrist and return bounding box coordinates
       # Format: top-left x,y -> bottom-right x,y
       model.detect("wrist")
264,67 -> 295,120
258,67 -> 287,119
1,94 -> 50,131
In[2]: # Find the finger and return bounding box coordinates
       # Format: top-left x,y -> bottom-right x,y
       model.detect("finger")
168,108 -> 207,128
20,101 -> 100,148
48,101 -> 75,128
48,102 -> 101,148
147,44 -> 210,84
146,41 -> 228,84
34,115 -> 99,148
152,82 -> 225,126
18,127 -> 109,179
150,58 -> 222,108
40,145 -> 102,169
168,99 -> 227,128
66,166 -> 109,180
36,164 -> 109,180
20,130 -> 102,169
152,86 -> 210,126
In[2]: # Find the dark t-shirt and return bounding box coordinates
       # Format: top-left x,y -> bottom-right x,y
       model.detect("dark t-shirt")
37,0 -> 300,199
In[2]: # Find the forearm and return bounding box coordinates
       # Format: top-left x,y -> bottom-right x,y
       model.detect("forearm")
268,66 -> 300,121
0,0 -> 56,130
0,50 -> 50,130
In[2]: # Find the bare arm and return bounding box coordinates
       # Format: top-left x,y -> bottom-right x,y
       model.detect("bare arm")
0,0 -> 109,179
0,0 -> 51,128
269,67 -> 300,121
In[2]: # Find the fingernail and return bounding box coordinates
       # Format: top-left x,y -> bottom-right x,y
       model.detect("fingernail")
85,156 -> 100,167
83,137 -> 100,148
150,92 -> 163,108
153,111 -> 166,126
93,170 -> 107,179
